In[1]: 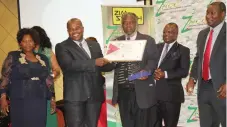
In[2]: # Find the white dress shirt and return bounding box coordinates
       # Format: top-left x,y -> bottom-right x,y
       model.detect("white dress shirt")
125,32 -> 137,40
74,39 -> 91,58
203,21 -> 225,79
158,41 -> 177,78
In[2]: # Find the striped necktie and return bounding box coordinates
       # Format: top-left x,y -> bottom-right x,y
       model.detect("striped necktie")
79,42 -> 90,58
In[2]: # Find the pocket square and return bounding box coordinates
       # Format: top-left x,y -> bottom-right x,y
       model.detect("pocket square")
171,52 -> 180,60
128,71 -> 151,81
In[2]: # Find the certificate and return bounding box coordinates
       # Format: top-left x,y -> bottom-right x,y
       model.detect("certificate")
104,40 -> 147,61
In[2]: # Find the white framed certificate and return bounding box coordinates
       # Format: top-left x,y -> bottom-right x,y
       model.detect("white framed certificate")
104,40 -> 147,61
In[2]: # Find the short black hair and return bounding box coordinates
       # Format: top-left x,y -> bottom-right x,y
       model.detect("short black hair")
17,28 -> 40,44
210,2 -> 226,14
167,22 -> 179,30
32,26 -> 52,50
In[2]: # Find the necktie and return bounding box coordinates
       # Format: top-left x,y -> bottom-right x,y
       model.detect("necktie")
160,44 -> 169,63
127,37 -> 130,40
79,42 -> 90,58
202,29 -> 213,80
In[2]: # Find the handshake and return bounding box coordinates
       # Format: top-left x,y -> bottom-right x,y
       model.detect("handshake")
95,58 -> 111,67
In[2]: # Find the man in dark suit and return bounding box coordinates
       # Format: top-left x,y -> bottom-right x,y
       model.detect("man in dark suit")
112,12 -> 159,127
55,18 -> 114,127
154,23 -> 190,127
186,2 -> 226,127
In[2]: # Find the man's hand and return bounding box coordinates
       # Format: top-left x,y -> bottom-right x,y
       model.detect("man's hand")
103,58 -> 110,65
217,84 -> 226,99
154,68 -> 165,80
95,58 -> 110,67
186,78 -> 195,95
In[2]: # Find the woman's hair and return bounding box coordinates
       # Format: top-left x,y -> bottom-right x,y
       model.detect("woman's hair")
16,28 -> 40,44
32,26 -> 52,50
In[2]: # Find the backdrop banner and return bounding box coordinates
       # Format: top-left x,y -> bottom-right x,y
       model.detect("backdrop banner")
152,0 -> 226,126
102,0 -> 226,126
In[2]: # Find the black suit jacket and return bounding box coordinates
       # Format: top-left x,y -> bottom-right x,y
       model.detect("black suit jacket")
190,23 -> 226,99
112,32 -> 159,109
55,38 -> 114,102
156,42 -> 190,103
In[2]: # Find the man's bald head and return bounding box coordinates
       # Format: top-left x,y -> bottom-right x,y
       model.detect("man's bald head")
210,2 -> 226,14
163,23 -> 179,43
166,23 -> 178,33
206,2 -> 226,27
67,18 -> 83,29
67,18 -> 84,41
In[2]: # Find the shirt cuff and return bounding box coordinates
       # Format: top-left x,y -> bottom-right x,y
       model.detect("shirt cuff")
164,71 -> 168,78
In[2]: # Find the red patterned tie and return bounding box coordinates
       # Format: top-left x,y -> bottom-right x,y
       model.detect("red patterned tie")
202,29 -> 213,80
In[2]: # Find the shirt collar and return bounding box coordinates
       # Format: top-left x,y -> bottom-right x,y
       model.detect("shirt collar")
210,20 -> 225,32
125,32 -> 137,40
165,40 -> 177,50
73,38 -> 85,46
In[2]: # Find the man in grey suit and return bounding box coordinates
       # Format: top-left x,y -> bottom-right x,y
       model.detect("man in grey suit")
112,12 -> 159,127
55,18 -> 114,127
186,2 -> 226,127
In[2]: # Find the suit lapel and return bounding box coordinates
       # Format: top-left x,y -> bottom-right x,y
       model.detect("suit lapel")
67,38 -> 90,60
135,32 -> 142,40
161,42 -> 178,64
157,43 -> 165,61
87,41 -> 94,59
199,28 -> 210,63
210,23 -> 226,60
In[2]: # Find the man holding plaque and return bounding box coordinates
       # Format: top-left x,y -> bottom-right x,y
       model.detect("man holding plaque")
55,18 -> 114,127
154,23 -> 190,127
112,12 -> 159,127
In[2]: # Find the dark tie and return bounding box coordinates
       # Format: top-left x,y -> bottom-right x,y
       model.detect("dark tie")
79,42 -> 90,58
127,37 -> 130,40
202,29 -> 213,80
160,44 -> 169,63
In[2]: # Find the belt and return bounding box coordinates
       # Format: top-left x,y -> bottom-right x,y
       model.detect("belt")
119,83 -> 135,90
202,78 -> 212,83
31,77 -> 40,80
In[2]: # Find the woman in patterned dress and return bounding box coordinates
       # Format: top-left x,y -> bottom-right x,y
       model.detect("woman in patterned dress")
0,28 -> 56,127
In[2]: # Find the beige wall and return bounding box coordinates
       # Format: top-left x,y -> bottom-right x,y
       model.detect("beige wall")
0,0 -> 19,77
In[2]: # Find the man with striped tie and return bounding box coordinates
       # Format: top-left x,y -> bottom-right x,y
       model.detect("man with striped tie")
112,12 -> 159,127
